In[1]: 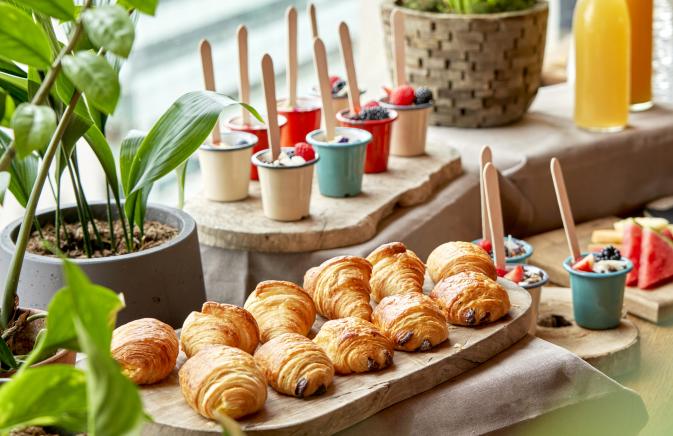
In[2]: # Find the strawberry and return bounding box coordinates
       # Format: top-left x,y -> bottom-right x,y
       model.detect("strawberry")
477,239 -> 492,253
504,265 -> 524,283
572,254 -> 595,272
363,100 -> 380,109
329,76 -> 342,87
294,142 -> 315,161
496,268 -> 508,278
390,85 -> 415,105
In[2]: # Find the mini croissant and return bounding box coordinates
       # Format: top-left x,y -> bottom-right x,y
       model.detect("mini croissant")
313,317 -> 394,375
254,333 -> 334,398
426,241 -> 497,283
303,256 -> 373,321
430,271 -> 510,326
181,302 -> 260,357
179,345 -> 267,420
111,318 -> 179,385
372,293 -> 448,352
367,242 -> 426,303
244,281 -> 316,343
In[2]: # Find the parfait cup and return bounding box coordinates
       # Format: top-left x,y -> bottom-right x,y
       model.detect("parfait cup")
505,264 -> 549,335
473,237 -> 534,264
336,109 -> 398,173
199,132 -> 258,202
379,98 -> 432,157
277,97 -> 322,148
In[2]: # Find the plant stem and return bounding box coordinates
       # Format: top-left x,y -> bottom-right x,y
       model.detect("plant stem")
71,153 -> 103,248
106,187 -> 116,253
63,148 -> 92,257
0,91 -> 81,329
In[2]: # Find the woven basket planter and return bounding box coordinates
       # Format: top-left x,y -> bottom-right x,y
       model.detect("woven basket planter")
381,1 -> 548,128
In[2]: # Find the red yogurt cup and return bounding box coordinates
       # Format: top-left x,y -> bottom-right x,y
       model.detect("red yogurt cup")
277,97 -> 322,148
336,108 -> 398,173
224,114 -> 288,180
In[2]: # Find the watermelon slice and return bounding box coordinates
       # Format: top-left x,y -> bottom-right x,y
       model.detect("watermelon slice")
638,228 -> 673,289
622,221 -> 642,287
505,265 -> 524,283
572,254 -> 594,272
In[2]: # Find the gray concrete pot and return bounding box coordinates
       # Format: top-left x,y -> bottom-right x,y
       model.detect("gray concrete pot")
0,203 -> 206,328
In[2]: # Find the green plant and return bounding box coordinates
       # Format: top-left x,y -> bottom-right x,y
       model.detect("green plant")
396,0 -> 536,13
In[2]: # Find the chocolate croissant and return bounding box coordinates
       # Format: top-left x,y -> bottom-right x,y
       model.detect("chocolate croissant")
244,281 -> 316,343
430,271 -> 511,326
366,242 -> 426,303
303,256 -> 373,321
181,302 -> 260,357
179,345 -> 267,420
426,241 -> 497,283
313,317 -> 394,375
372,293 -> 448,352
111,318 -> 179,385
254,333 -> 334,398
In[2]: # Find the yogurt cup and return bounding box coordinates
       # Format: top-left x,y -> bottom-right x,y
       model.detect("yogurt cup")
306,127 -> 371,198
505,264 -> 549,335
251,147 -> 319,221
199,132 -> 258,202
473,237 -> 534,264
336,108 -> 398,174
379,97 -> 432,157
562,254 -> 633,330
277,97 -> 322,148
224,114 -> 288,181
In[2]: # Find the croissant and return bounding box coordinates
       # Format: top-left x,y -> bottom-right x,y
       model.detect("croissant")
430,271 -> 511,326
313,317 -> 394,375
179,345 -> 267,420
426,241 -> 497,283
372,293 -> 448,352
254,333 -> 334,398
181,302 -> 260,357
111,318 -> 179,385
367,242 -> 426,303
303,256 -> 373,321
244,281 -> 316,343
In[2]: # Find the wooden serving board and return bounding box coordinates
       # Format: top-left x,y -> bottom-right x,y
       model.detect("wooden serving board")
186,142 -> 462,253
527,217 -> 673,324
141,279 -> 531,436
536,287 -> 640,378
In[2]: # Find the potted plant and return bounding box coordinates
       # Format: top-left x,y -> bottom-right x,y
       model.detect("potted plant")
380,0 -> 548,128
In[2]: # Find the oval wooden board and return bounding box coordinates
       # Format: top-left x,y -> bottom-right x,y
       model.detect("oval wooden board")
141,279 -> 531,436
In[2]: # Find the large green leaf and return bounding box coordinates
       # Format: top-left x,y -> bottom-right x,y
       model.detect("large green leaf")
22,0 -> 75,21
11,103 -> 57,158
62,52 -> 120,115
0,130 -> 38,207
82,5 -> 135,58
0,95 -> 14,127
117,0 -> 158,15
0,4 -> 53,69
0,365 -> 88,433
0,336 -> 18,370
120,131 -> 149,229
0,71 -> 28,104
0,172 -> 8,204
0,59 -> 26,77
84,125 -> 120,200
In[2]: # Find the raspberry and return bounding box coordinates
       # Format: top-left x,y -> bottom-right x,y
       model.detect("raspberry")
389,85 -> 415,106
294,142 -> 315,161
351,106 -> 390,121
363,100 -> 380,109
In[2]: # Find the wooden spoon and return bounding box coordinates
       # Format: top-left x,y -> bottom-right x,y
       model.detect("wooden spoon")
236,25 -> 251,126
308,3 -> 319,39
313,38 -> 336,141
338,22 -> 361,115
286,6 -> 298,109
483,163 -> 506,270
480,146 -> 493,243
199,39 -> 220,144
391,9 -> 406,88
550,158 -> 581,261
261,54 -> 281,161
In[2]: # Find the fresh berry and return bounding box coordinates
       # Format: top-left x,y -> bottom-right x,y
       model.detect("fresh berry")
337,136 -> 349,143
593,245 -> 622,262
414,86 -> 433,105
329,76 -> 342,87
235,139 -> 248,146
504,265 -> 525,283
477,239 -> 492,253
294,142 -> 315,161
496,268 -> 508,278
363,100 -> 380,109
351,106 -> 390,121
390,85 -> 415,106
382,86 -> 392,97
572,254 -> 595,272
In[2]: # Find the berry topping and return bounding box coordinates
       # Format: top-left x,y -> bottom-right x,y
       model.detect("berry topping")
294,142 -> 315,161
351,106 -> 390,121
572,254 -> 595,272
504,265 -> 525,283
234,139 -> 248,146
329,76 -> 342,87
337,136 -> 349,143
496,268 -> 508,278
414,86 -> 433,105
390,85 -> 416,106
477,239 -> 492,253
329,75 -> 346,95
593,245 -> 622,262
363,100 -> 380,109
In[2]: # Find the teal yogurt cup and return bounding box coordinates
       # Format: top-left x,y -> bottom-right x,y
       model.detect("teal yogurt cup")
562,254 -> 633,330
306,127 -> 371,198
472,237 -> 534,264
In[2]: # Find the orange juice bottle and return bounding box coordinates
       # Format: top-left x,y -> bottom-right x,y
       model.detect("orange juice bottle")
574,0 -> 630,132
627,0 -> 653,111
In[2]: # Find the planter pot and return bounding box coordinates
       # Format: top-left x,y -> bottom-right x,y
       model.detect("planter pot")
0,204 -> 206,328
380,1 -> 548,128
277,97 -> 322,148
379,98 -> 432,157
336,109 -> 398,173
199,131 -> 257,202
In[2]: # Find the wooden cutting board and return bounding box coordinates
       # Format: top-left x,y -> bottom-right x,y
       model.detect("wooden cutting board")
527,217 -> 673,324
141,279 -> 531,435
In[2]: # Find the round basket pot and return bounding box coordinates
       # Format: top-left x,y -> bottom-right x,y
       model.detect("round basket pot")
381,1 -> 548,128
0,203 -> 206,328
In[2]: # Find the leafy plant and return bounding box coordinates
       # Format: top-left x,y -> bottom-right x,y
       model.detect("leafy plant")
396,0 -> 536,13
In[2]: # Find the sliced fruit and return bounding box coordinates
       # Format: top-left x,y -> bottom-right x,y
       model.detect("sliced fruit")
476,239 -> 492,253
496,268 -> 508,278
504,265 -> 524,283
622,220 -> 642,287
662,227 -> 673,242
615,217 -> 669,232
591,229 -> 623,244
639,227 -> 673,289
572,254 -> 595,272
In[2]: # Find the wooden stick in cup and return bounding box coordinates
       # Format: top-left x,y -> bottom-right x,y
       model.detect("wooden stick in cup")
483,163 -> 506,270
199,39 -> 220,144
236,25 -> 251,126
480,146 -> 493,243
550,158 -> 581,261
313,38 -> 336,141
286,6 -> 298,108
261,54 -> 281,162
391,9 -> 406,88
338,22 -> 361,115
308,3 -> 319,39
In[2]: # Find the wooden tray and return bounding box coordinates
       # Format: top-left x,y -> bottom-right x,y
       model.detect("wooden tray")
528,217 -> 673,324
141,279 -> 531,435
186,141 -> 461,253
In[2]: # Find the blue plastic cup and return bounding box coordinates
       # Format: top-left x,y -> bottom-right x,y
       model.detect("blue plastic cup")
562,254 -> 633,330
306,127 -> 371,198
472,237 -> 534,264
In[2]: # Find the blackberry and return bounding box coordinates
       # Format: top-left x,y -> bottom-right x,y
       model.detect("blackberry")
332,79 -> 346,96
414,87 -> 433,105
352,106 -> 390,121
594,245 -> 622,261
